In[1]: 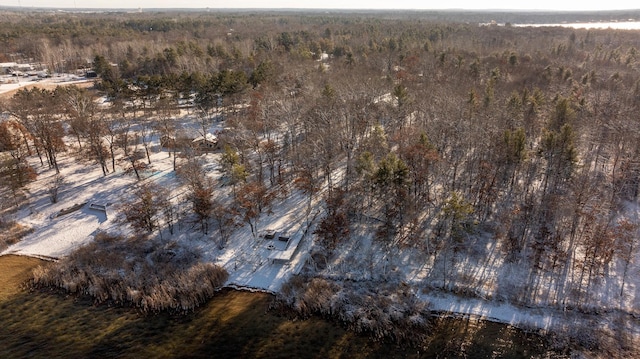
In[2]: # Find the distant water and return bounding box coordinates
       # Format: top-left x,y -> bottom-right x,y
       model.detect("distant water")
514,21 -> 640,30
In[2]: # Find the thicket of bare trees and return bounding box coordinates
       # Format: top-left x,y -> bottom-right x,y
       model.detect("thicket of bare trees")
0,120 -> 37,206
4,88 -> 66,173
2,10 -> 640,352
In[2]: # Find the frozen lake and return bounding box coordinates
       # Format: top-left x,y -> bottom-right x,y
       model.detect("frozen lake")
514,21 -> 640,29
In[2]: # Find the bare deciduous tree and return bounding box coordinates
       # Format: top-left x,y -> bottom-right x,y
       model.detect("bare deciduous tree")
119,183 -> 166,236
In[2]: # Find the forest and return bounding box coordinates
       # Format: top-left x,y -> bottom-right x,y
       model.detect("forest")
2,9 -> 640,356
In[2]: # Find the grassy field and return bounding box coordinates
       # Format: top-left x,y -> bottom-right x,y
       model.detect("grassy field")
0,255 -> 551,358
0,255 -> 43,300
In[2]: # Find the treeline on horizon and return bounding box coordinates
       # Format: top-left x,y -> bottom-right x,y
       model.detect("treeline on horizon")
2,8 -> 640,51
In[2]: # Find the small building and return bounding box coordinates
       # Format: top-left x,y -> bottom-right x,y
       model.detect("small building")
0,62 -> 17,74
192,133 -> 218,151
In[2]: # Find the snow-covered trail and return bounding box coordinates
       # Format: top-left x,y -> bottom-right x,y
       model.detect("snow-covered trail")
426,293 -> 558,329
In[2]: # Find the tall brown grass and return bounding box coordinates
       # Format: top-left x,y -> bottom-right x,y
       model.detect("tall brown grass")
31,232 -> 228,312
277,275 -> 431,345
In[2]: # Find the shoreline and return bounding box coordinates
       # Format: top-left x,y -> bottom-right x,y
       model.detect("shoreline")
0,251 -> 627,333
3,253 -> 636,357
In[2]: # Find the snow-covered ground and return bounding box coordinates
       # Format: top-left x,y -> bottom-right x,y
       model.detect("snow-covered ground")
1,111 -> 639,351
0,131 -> 314,294
2,154 -> 133,258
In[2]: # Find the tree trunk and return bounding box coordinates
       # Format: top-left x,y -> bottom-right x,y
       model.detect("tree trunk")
110,143 -> 116,173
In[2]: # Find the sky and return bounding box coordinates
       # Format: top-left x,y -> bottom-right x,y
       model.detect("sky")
1,0 -> 639,11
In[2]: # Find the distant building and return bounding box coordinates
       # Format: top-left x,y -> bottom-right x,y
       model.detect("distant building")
1,62 -> 35,75
0,62 -> 17,74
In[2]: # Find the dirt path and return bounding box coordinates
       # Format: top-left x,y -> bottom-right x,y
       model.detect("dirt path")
0,79 -> 95,99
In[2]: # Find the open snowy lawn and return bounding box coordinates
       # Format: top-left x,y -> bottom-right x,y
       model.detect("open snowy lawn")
2,151 -> 136,258
5,207 -> 106,259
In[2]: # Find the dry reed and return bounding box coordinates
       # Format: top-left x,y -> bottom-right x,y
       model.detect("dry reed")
31,232 -> 228,312
277,275 -> 431,345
